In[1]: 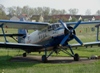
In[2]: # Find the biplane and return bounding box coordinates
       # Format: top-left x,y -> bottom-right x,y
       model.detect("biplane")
0,18 -> 100,63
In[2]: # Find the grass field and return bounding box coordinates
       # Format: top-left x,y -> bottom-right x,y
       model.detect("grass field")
0,24 -> 100,73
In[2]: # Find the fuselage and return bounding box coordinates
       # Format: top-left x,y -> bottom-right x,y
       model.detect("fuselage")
24,23 -> 75,51
25,23 -> 65,46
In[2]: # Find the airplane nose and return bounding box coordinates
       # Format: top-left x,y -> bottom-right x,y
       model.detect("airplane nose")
64,28 -> 69,35
64,26 -> 76,38
59,20 -> 83,46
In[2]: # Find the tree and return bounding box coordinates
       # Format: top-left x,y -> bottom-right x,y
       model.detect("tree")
22,6 -> 30,15
0,4 -> 5,15
68,8 -> 78,15
28,8 -> 34,17
60,9 -> 66,14
85,9 -> 91,15
96,10 -> 100,15
0,4 -> 8,19
42,7 -> 50,16
69,17 -> 77,22
7,6 -> 16,17
21,5 -> 34,17
51,9 -> 58,15
15,6 -> 22,16
51,9 -> 67,15
33,7 -> 43,15
0,4 -> 5,11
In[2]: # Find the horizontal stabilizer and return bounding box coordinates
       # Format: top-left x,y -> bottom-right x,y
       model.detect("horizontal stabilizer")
0,34 -> 25,37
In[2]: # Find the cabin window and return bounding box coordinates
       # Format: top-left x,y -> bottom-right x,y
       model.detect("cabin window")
56,24 -> 59,28
48,26 -> 52,31
52,25 -> 56,30
48,24 -> 60,31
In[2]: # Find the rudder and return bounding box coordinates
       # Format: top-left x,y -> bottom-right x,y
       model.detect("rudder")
18,17 -> 27,43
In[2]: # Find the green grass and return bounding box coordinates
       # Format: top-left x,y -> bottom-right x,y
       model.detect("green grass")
0,47 -> 100,73
0,55 -> 100,73
0,24 -> 100,73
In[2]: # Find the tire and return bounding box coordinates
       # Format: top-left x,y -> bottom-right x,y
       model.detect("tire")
74,53 -> 79,61
23,53 -> 26,57
42,55 -> 47,63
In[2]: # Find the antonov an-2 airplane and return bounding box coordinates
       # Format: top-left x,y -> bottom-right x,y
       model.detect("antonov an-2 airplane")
0,18 -> 100,63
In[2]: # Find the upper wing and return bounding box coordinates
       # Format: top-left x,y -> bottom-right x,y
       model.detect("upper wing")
66,21 -> 100,25
70,41 -> 100,48
0,20 -> 49,30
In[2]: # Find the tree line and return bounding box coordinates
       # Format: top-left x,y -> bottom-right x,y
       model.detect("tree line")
0,4 -> 100,20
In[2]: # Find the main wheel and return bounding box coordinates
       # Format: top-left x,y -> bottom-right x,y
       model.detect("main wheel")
74,53 -> 79,61
23,53 -> 27,57
42,55 -> 47,63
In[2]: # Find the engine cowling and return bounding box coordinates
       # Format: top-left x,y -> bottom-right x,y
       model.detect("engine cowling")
64,26 -> 76,42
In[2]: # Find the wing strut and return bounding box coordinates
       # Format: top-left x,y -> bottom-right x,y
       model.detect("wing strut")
0,23 -> 8,42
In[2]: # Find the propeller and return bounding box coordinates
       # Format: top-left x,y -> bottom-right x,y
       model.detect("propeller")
73,35 -> 83,45
59,20 -> 83,46
60,34 -> 70,46
59,20 -> 69,31
73,20 -> 81,29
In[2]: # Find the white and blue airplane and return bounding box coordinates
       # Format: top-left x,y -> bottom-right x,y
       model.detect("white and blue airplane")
0,18 -> 100,63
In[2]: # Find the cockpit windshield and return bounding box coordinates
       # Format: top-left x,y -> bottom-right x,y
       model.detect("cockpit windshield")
48,24 -> 60,31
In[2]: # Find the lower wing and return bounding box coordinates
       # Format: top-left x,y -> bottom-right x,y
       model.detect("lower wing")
70,41 -> 100,48
0,42 -> 43,52
0,41 -> 100,52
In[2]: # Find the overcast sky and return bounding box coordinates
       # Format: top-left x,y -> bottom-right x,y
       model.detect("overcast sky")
0,0 -> 100,15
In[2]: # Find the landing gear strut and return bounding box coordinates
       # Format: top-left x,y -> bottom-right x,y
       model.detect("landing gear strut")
68,45 -> 80,61
60,45 -> 80,61
41,46 -> 55,63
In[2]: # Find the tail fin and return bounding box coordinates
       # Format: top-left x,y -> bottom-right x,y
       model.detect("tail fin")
18,29 -> 27,43
18,17 -> 27,43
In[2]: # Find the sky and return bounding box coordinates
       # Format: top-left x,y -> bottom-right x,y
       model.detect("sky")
0,0 -> 100,15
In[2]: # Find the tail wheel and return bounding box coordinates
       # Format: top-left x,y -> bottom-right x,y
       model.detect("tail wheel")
74,53 -> 80,61
23,53 -> 27,57
42,55 -> 47,63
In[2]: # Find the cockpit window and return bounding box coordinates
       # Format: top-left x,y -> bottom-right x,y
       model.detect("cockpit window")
48,25 -> 55,31
48,26 -> 51,31
52,25 -> 55,30
48,24 -> 60,31
56,24 -> 59,28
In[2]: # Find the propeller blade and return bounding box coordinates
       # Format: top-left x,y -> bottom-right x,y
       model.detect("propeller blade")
73,20 -> 81,29
60,34 -> 70,46
73,35 -> 83,45
59,20 -> 69,31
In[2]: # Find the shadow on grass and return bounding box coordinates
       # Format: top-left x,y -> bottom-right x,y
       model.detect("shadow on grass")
0,55 -> 95,70
0,56 -> 40,69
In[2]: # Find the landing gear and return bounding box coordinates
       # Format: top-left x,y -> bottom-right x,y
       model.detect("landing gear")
67,45 -> 80,61
61,45 -> 80,61
23,53 -> 27,57
42,55 -> 47,63
41,46 -> 55,63
74,53 -> 80,61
